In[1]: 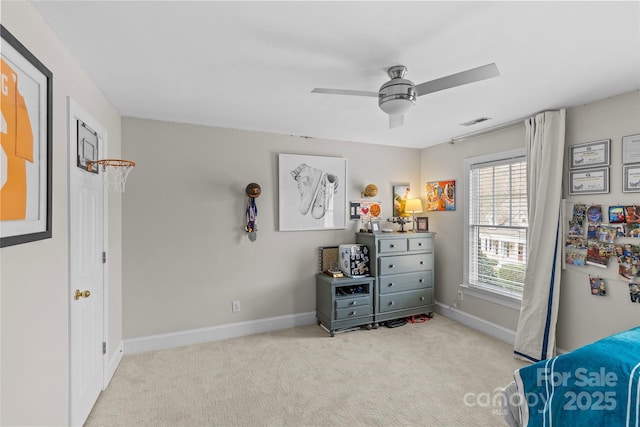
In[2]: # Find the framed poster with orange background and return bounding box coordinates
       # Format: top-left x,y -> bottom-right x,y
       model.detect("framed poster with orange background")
425,180 -> 455,211
1,25 -> 52,247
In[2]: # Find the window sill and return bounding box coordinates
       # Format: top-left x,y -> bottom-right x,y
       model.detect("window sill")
461,284 -> 522,311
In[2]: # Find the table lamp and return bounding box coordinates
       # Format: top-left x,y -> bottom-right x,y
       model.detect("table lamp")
404,198 -> 423,231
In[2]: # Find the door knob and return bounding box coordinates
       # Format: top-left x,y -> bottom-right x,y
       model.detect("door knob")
74,289 -> 91,300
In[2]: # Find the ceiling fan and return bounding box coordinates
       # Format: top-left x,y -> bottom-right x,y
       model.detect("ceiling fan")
312,63 -> 500,129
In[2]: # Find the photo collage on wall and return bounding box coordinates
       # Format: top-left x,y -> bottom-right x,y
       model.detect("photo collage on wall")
565,203 -> 640,303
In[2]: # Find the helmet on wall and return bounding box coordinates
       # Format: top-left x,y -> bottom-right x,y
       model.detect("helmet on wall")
245,183 -> 261,198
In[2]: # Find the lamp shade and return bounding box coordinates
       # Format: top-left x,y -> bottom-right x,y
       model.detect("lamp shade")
404,198 -> 423,214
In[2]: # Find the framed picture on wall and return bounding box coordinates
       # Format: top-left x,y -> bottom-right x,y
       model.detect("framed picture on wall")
392,184 -> 410,217
425,180 -> 455,211
569,139 -> 610,169
569,167 -> 609,195
0,25 -> 53,247
278,153 -> 347,231
623,164 -> 640,193
622,134 -> 640,164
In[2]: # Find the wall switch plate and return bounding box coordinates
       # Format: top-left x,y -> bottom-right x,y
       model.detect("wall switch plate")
457,290 -> 464,301
232,300 -> 240,313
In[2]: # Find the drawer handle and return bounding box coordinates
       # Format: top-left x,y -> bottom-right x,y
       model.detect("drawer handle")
390,244 -> 396,248
351,310 -> 357,316
350,301 -> 357,306
419,261 -> 424,265
418,243 -> 423,246
389,301 -> 395,306
420,296 -> 425,301
419,279 -> 424,283
388,282 -> 395,287
389,264 -> 395,268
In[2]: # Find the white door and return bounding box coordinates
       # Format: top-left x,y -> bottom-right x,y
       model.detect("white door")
68,98 -> 106,426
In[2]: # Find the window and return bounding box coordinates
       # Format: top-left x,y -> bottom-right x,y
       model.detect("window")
466,150 -> 527,298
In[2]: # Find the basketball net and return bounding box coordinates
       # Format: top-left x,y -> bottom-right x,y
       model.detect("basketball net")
88,159 -> 136,193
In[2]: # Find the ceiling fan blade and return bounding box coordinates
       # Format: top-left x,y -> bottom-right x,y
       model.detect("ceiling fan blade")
389,114 -> 404,129
311,88 -> 379,98
415,63 -> 500,97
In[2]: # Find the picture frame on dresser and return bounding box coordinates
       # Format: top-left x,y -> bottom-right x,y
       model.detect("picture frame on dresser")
416,217 -> 429,232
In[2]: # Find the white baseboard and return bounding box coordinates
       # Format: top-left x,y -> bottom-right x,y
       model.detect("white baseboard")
435,301 -> 516,345
104,341 -> 123,387
124,311 -> 317,354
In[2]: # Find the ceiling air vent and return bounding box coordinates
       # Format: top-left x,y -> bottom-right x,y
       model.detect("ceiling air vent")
460,117 -> 491,127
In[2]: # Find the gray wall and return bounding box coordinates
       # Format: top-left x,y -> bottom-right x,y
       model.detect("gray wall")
423,90 -> 640,351
557,90 -> 640,350
0,1 -> 123,425
122,118 -> 422,338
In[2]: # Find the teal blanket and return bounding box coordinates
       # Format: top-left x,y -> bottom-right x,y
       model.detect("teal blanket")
514,326 -> 640,426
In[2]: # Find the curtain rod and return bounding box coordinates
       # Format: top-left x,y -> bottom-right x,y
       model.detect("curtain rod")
450,108 -> 564,144
449,118 -> 525,144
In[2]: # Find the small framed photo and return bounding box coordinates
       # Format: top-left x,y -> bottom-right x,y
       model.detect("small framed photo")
622,164 -> 640,193
415,217 -> 429,232
370,220 -> 381,233
569,167 -> 609,195
622,134 -> 640,164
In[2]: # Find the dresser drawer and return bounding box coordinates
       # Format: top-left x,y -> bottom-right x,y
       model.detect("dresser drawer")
378,271 -> 432,294
335,296 -> 370,309
408,236 -> 433,252
336,305 -> 372,320
379,253 -> 432,275
378,288 -> 433,313
378,238 -> 407,254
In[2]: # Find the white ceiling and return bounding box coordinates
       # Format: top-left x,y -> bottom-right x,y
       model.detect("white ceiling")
31,1 -> 640,149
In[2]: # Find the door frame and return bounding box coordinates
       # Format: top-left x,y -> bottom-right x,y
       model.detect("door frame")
67,97 -> 109,425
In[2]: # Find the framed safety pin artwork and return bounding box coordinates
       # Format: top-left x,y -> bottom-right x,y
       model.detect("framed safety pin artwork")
1,25 -> 53,247
278,154 -> 347,231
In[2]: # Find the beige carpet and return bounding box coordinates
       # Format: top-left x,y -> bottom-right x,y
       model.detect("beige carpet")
86,315 -> 527,427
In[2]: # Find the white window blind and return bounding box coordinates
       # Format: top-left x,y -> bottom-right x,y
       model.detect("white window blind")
469,156 -> 528,296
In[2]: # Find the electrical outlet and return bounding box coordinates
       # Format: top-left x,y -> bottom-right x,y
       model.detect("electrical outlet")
457,290 -> 464,301
232,300 -> 240,313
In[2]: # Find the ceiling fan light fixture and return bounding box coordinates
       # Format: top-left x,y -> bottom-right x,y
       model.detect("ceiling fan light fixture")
379,97 -> 415,115
378,65 -> 416,115
378,80 -> 416,115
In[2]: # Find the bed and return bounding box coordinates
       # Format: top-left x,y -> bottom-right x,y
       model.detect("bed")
501,326 -> 640,427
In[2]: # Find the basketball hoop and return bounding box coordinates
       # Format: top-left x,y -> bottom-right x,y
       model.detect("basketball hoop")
87,159 -> 136,193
